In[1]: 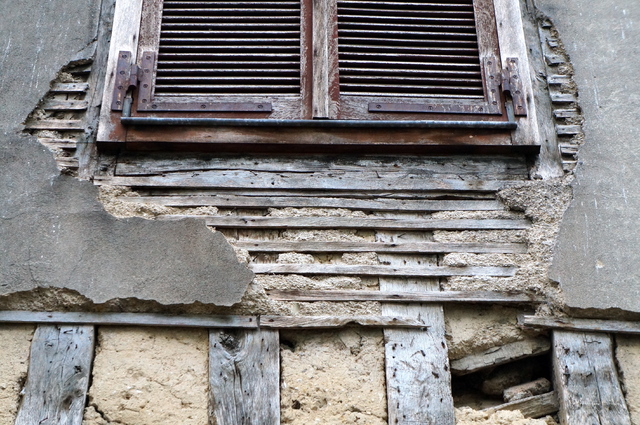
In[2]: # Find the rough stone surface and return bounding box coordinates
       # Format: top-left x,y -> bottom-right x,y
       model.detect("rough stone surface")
0,0 -> 253,307
83,327 -> 208,425
540,0 -> 640,314
280,329 -> 387,425
616,335 -> 640,425
0,325 -> 34,425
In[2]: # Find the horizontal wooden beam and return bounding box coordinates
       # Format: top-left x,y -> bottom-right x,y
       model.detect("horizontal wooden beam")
519,315 -> 640,335
96,171 -> 513,192
482,392 -> 559,418
235,241 -> 527,254
251,264 -> 516,277
24,120 -> 84,131
267,289 -> 541,304
199,216 -> 529,230
0,311 -> 258,329
42,100 -> 89,111
450,337 -> 550,375
122,195 -> 505,212
260,315 -> 427,328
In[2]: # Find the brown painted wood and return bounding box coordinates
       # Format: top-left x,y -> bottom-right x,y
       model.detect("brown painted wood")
209,329 -> 280,425
519,315 -> 640,335
266,289 -> 541,304
0,310 -> 258,328
235,240 -> 526,253
260,315 -> 427,328
552,331 -> 631,425
15,325 -> 94,425
250,264 -> 515,277
450,337 -> 550,375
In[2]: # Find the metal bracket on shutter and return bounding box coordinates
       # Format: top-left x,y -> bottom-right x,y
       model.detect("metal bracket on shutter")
502,58 -> 528,116
111,51 -> 139,111
484,57 -> 502,115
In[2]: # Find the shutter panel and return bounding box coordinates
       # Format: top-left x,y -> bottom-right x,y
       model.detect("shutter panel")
336,0 -> 504,118
134,0 -> 306,116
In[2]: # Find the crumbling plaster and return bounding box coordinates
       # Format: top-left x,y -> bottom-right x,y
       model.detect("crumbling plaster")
0,0 -> 253,307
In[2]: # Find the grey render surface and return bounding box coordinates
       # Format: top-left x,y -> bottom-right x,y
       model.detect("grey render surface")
543,0 -> 640,313
0,0 -> 253,305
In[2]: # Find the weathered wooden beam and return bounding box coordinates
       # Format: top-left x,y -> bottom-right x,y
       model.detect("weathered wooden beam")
503,378 -> 552,402
121,195 -> 506,212
482,392 -> 559,418
552,331 -> 631,425
250,264 -> 516,277
267,289 -> 541,304
24,119 -> 84,131
519,315 -> 640,335
377,214 -> 454,425
450,337 -> 551,375
260,315 -> 427,328
96,172 -> 513,191
42,99 -> 89,111
0,311 -> 258,328
236,241 -> 527,254
200,216 -> 529,230
15,325 -> 94,425
50,82 -> 89,93
209,329 -> 280,425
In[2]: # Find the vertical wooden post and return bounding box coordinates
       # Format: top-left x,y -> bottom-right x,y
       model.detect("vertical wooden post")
377,214 -> 455,425
209,329 -> 280,425
552,331 -> 631,425
311,0 -> 337,118
14,325 -> 95,425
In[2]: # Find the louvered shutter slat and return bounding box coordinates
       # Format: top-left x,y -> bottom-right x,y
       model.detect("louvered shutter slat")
155,0 -> 302,97
338,0 -> 485,98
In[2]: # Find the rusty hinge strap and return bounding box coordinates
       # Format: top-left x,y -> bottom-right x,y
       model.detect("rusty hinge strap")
111,51 -> 138,111
502,58 -> 528,116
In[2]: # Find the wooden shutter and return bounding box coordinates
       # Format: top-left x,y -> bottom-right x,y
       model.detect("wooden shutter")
336,0 -> 504,120
133,0 -> 310,118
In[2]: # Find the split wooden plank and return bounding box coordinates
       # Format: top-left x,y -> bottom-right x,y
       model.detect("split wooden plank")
14,325 -> 94,425
209,329 -> 280,425
0,310 -> 258,328
120,195 -> 505,212
235,241 -> 526,254
42,99 -> 89,111
553,108 -> 580,119
482,392 -> 559,418
250,264 -> 516,277
556,125 -> 583,136
552,331 -> 631,425
266,289 -> 541,304
115,154 -> 528,176
38,138 -> 78,149
519,315 -> 640,335
547,75 -> 572,85
198,216 -> 529,230
450,337 -> 551,375
503,378 -> 552,402
550,93 -> 577,104
24,119 -> 84,131
377,213 -> 455,425
260,315 -> 426,329
50,82 -> 89,93
96,171 -> 514,192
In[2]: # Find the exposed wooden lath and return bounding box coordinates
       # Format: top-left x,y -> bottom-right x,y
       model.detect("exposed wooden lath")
156,0 -> 302,96
337,0 -> 484,98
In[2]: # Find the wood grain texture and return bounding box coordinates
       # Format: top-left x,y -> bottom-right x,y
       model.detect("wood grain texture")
15,325 -> 94,425
0,311 -> 258,328
378,213 -> 455,425
250,264 -> 516,277
451,337 -> 550,375
260,315 -> 427,329
552,331 -> 631,425
209,329 -> 280,425
97,171 -> 515,191
199,216 -> 529,230
483,391 -> 559,418
119,195 -> 506,213
519,315 -> 640,335
266,289 -> 541,304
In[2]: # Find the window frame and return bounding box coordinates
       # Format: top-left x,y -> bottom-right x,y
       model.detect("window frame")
97,0 -> 542,151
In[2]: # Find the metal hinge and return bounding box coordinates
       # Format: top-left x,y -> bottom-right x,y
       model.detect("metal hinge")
502,57 -> 528,117
110,51 -> 139,113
